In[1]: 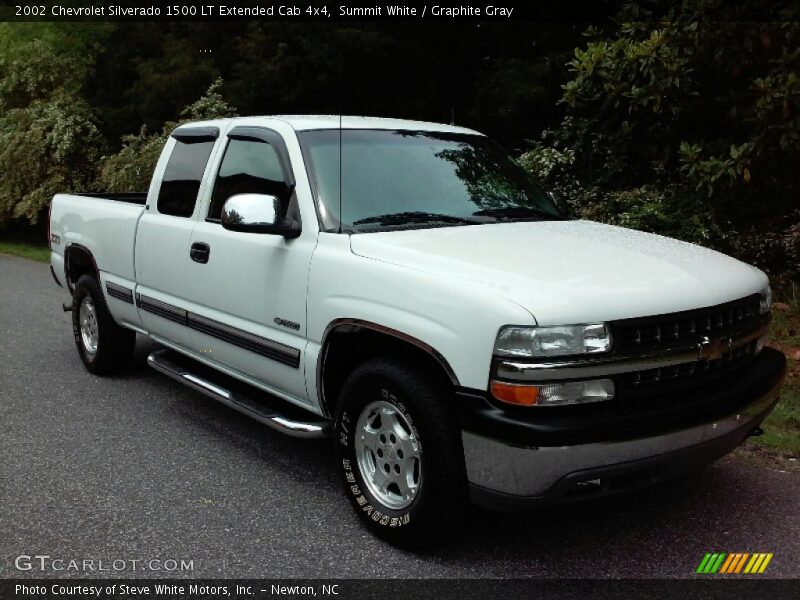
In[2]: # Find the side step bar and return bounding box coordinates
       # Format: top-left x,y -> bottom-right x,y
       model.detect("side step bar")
147,349 -> 330,439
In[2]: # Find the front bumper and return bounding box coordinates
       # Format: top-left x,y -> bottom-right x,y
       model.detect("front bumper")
459,347 -> 786,510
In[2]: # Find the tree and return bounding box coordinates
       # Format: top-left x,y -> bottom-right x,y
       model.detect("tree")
0,29 -> 105,226
95,78 -> 238,192
521,0 -> 800,272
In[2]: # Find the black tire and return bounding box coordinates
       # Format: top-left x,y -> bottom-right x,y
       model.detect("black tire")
334,357 -> 467,549
71,274 -> 135,375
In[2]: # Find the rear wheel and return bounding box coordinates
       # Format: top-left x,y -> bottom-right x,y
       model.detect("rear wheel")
334,357 -> 467,548
71,274 -> 135,374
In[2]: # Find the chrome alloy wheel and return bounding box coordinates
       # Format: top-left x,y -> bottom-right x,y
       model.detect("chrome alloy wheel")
79,296 -> 99,356
355,400 -> 421,510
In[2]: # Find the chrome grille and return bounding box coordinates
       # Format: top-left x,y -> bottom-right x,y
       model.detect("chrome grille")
622,340 -> 757,388
613,295 -> 761,354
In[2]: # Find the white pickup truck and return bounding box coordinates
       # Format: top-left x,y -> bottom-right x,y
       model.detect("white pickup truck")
50,116 -> 786,548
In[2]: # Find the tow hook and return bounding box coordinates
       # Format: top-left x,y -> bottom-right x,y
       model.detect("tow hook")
748,426 -> 764,437
62,302 -> 73,312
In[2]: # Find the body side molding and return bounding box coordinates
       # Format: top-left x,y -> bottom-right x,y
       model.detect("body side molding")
187,312 -> 301,368
136,293 -> 301,368
105,281 -> 134,304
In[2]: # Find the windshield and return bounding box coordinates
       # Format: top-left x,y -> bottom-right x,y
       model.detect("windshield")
297,129 -> 564,232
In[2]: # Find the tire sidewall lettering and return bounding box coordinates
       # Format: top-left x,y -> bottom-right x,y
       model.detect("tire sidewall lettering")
341,444 -> 413,528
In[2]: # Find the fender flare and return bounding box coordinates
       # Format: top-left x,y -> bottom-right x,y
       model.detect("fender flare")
316,318 -> 460,415
63,243 -> 99,292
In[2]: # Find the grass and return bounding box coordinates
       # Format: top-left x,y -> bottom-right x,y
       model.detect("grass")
755,299 -> 800,457
1,238 -> 797,456
0,239 -> 49,262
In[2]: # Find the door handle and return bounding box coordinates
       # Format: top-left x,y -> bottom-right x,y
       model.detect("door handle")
190,242 -> 210,264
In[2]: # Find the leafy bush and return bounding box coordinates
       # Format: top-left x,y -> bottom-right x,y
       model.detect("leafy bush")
93,127 -> 165,194
0,25 -> 238,224
95,78 -> 237,192
0,35 -> 102,225
0,95 -> 103,224
520,1 -> 800,273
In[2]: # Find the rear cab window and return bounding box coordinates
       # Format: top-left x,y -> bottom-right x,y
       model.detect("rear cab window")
156,127 -> 218,217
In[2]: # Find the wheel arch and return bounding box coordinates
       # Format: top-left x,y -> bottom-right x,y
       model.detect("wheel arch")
317,319 -> 460,418
64,243 -> 100,292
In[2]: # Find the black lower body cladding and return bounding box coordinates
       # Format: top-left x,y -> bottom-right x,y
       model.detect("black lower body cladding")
458,348 -> 786,509
459,348 -> 787,447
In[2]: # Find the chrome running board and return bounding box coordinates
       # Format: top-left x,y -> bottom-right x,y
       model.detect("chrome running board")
147,349 -> 329,439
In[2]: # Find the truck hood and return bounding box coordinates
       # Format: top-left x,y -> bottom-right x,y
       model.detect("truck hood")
349,220 -> 767,325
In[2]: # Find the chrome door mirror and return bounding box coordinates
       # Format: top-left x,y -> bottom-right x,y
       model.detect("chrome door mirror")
220,194 -> 300,238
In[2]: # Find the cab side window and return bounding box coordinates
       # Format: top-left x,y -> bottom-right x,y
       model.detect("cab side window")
208,138 -> 288,221
156,139 -> 216,217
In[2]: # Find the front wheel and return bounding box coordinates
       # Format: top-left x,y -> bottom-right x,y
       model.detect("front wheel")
334,358 -> 467,548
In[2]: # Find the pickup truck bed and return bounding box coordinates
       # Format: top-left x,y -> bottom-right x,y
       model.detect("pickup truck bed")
50,193 -> 147,285
76,192 -> 147,204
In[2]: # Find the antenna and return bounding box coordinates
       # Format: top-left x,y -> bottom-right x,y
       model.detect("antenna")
338,112 -> 342,234
338,55 -> 343,234
450,107 -> 455,125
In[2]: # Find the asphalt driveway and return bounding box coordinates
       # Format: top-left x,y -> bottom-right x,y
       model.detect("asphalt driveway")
1,254 -> 798,578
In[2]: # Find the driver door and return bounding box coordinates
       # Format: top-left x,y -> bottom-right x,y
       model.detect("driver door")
181,126 -> 314,404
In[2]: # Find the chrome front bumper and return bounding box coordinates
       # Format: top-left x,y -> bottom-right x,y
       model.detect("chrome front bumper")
462,366 -> 784,509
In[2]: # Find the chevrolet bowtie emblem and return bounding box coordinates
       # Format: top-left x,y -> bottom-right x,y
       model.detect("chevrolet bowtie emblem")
698,335 -> 733,360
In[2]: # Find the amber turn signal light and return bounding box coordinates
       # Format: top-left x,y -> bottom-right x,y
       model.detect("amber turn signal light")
490,381 -> 540,406
490,378 -> 615,407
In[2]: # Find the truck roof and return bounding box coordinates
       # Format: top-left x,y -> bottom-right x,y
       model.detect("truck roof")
179,115 -> 483,136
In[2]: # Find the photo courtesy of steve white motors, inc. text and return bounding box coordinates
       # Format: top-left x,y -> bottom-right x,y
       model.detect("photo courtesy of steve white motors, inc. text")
15,584 -> 338,597
29,4 -> 516,18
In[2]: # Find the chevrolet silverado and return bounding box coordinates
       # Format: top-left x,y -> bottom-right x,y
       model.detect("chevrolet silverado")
49,116 -> 787,547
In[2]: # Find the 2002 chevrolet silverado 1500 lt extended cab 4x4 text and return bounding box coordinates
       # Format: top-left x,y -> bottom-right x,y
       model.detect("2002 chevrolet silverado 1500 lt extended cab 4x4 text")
49,116 -> 786,548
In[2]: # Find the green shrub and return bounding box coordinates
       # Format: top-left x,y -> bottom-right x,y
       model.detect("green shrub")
519,1 -> 800,272
95,78 -> 237,193
0,92 -> 102,224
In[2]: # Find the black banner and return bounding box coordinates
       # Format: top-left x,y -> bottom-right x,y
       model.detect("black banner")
3,579 -> 800,600
0,0 -> 795,22
0,0 -> 619,22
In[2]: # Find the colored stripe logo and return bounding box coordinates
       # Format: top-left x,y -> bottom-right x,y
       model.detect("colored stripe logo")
696,552 -> 773,574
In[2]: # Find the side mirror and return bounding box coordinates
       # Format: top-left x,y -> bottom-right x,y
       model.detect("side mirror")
220,194 -> 300,238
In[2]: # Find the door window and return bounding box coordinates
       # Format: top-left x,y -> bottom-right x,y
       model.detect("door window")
208,138 -> 287,221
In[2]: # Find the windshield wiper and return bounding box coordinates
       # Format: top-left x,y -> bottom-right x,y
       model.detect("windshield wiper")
353,211 -> 481,227
472,206 -> 562,221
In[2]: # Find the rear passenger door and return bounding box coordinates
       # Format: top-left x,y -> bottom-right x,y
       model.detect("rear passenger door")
135,126 -> 219,350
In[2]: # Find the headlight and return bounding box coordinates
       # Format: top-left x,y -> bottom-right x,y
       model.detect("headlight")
759,284 -> 772,314
495,323 -> 612,358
